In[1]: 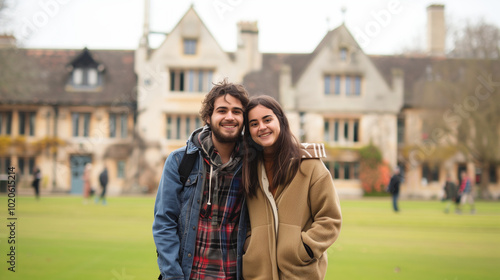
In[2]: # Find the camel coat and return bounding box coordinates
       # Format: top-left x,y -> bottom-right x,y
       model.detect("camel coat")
243,145 -> 342,279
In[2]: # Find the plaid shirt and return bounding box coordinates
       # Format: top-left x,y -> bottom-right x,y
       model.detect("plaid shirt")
189,158 -> 243,279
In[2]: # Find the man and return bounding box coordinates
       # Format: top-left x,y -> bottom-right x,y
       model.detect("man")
442,174 -> 458,213
457,170 -> 475,214
388,167 -> 401,212
153,80 -> 250,280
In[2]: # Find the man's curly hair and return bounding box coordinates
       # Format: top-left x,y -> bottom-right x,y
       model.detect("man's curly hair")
200,78 -> 250,125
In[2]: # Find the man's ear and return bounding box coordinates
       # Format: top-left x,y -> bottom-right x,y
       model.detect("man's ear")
205,117 -> 210,125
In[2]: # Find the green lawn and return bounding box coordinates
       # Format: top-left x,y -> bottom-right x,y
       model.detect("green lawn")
0,196 -> 499,279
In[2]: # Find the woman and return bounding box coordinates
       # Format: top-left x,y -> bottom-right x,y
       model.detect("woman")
82,163 -> 92,204
242,96 -> 342,279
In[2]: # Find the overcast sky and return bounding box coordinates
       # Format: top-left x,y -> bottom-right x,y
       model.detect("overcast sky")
3,0 -> 500,54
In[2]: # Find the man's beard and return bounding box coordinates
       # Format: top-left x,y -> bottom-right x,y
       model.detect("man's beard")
211,125 -> 242,143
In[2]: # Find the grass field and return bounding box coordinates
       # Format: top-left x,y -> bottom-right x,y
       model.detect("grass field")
0,195 -> 499,279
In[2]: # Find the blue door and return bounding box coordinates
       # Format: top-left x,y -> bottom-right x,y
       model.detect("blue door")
70,155 -> 91,194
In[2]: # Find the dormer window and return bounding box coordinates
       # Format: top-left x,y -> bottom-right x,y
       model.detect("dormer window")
184,39 -> 197,55
66,48 -> 104,91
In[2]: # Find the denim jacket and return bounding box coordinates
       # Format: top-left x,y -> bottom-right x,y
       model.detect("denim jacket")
153,129 -> 248,279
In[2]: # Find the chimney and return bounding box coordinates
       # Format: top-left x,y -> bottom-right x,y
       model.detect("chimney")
236,21 -> 262,80
139,0 -> 150,49
0,34 -> 16,48
426,4 -> 445,56
136,0 -> 150,74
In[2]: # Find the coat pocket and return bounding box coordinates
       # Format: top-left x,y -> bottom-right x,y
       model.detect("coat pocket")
277,224 -> 313,267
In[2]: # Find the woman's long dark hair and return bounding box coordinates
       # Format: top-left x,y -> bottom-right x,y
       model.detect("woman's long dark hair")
243,95 -> 301,197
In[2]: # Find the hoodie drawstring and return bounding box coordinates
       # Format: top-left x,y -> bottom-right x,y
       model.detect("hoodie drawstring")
207,164 -> 213,205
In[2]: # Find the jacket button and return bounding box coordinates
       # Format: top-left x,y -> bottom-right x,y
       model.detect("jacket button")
197,199 -> 200,204
192,226 -> 196,230
188,253 -> 192,257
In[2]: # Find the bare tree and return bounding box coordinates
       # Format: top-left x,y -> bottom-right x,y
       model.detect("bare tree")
0,0 -> 9,31
448,19 -> 500,59
0,0 -> 6,14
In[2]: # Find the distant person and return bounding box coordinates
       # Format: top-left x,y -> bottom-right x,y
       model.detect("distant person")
457,170 -> 475,214
31,167 -> 41,200
442,174 -> 458,213
96,167 -> 108,205
388,167 -> 401,212
82,163 -> 92,204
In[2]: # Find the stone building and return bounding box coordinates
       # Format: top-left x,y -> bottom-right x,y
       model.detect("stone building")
134,4 -> 402,197
0,47 -> 136,195
1,3 -> 498,198
135,3 -> 499,198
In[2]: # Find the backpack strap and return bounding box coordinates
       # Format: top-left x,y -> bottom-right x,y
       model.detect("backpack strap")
178,146 -> 198,186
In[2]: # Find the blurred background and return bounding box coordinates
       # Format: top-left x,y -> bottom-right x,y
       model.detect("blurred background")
0,0 -> 499,200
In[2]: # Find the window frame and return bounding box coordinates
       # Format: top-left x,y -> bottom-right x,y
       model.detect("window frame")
324,74 -> 362,96
0,112 -> 12,135
109,113 -> 128,139
327,161 -> 360,180
340,47 -> 348,61
166,114 -> 203,140
71,67 -> 101,88
324,117 -> 360,144
183,39 -> 197,55
170,69 -> 215,93
72,112 -> 91,137
18,111 -> 36,136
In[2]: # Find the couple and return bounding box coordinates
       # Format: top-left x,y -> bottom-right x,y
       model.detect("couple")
153,80 -> 342,279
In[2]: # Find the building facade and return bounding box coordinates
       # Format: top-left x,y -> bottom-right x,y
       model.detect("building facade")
134,5 -> 403,197
0,47 -> 137,195
1,3 -> 498,198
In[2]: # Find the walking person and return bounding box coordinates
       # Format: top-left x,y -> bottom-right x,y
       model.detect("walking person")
152,80 -> 250,279
241,95 -> 342,279
388,167 -> 402,212
442,174 -> 458,213
31,166 -> 41,200
96,167 -> 108,205
82,163 -> 92,204
457,170 -> 475,214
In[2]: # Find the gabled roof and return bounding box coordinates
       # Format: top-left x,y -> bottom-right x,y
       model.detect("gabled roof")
243,24 -> 379,99
290,25 -> 343,85
243,53 -> 309,99
68,47 -> 100,68
0,48 -> 136,106
151,6 -> 233,61
370,54 -> 500,108
369,54 -> 436,108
